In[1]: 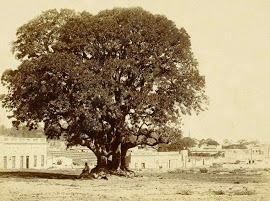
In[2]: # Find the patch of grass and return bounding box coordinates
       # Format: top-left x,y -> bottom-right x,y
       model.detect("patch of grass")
68,184 -> 78,187
199,168 -> 208,173
213,190 -> 225,195
176,190 -> 192,195
168,169 -> 185,174
134,183 -> 144,188
234,188 -> 255,195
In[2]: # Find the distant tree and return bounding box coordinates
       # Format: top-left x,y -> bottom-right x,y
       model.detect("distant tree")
223,139 -> 231,145
236,139 -> 259,146
223,139 -> 259,149
237,139 -> 248,145
199,138 -> 219,147
222,144 -> 247,149
0,125 -> 44,138
158,136 -> 196,151
1,8 -> 207,175
0,125 -> 8,136
247,140 -> 260,145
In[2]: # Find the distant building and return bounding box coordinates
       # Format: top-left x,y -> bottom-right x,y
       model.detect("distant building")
0,136 -> 47,170
187,156 -> 219,168
190,144 -> 223,155
47,156 -> 73,168
223,145 -> 270,164
224,147 -> 260,164
127,146 -> 188,170
47,145 -> 97,168
69,145 -> 93,153
261,144 -> 270,158
47,139 -> 67,151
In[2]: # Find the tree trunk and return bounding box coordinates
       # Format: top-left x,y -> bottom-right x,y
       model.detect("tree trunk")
120,145 -> 129,170
111,143 -> 121,170
97,155 -> 108,169
90,153 -> 109,174
89,145 -> 135,178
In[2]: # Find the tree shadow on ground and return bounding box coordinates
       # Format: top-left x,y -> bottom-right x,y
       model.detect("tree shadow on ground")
0,171 -> 77,179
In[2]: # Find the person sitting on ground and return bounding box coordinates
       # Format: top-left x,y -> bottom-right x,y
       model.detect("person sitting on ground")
79,162 -> 90,179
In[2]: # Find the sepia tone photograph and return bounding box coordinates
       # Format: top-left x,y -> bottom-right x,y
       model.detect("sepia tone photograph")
0,0 -> 270,200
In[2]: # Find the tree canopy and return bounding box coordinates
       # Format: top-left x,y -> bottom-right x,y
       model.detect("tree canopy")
198,138 -> 219,147
158,136 -> 196,152
0,125 -> 44,138
1,7 -> 207,173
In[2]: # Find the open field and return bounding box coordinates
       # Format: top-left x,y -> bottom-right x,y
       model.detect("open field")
0,168 -> 270,201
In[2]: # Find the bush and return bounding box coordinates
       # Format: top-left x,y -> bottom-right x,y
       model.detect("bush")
176,190 -> 192,195
72,162 -> 79,166
234,189 -> 255,195
213,190 -> 225,195
234,160 -> 240,164
200,168 -> 208,173
56,159 -> 63,165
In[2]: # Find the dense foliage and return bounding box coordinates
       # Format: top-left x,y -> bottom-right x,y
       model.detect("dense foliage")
1,8 -> 207,172
0,125 -> 44,138
158,137 -> 196,151
198,138 -> 219,147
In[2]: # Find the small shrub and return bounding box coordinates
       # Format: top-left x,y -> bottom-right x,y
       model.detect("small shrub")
72,162 -> 79,166
200,168 -> 208,173
176,190 -> 192,195
56,159 -> 63,165
234,189 -> 255,195
213,190 -> 225,195
234,160 -> 240,164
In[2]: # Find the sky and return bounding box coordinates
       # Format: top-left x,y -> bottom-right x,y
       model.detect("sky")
0,0 -> 270,143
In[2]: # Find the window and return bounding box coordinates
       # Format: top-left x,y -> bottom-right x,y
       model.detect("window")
141,163 -> 145,169
34,155 -> 37,167
26,156 -> 29,168
3,156 -> 7,169
41,155 -> 44,167
12,156 -> 16,168
20,156 -> 24,168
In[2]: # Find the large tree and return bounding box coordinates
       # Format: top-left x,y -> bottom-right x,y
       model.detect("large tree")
1,8 -> 207,174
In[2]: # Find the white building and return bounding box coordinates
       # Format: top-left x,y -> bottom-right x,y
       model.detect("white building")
223,146 -> 268,164
261,144 -> 270,158
190,144 -> 223,155
127,147 -> 188,170
47,156 -> 73,168
0,136 -> 47,170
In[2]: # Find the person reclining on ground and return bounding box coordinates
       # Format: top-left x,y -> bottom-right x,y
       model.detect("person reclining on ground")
78,162 -> 90,179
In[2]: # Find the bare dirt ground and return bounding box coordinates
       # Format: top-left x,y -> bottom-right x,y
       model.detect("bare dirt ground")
0,168 -> 270,201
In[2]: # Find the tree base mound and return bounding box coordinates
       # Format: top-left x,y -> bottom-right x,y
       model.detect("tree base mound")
79,167 -> 136,180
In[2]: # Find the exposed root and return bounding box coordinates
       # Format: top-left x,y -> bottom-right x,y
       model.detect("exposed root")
78,166 -> 136,180
110,168 -> 136,177
120,166 -> 135,173
120,166 -> 136,177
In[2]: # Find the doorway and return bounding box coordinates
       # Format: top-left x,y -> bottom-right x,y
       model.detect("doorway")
3,156 -> 7,169
26,156 -> 29,169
